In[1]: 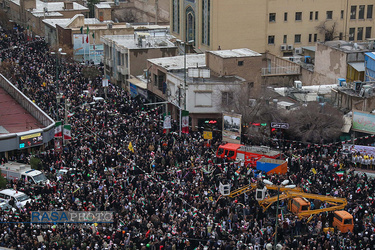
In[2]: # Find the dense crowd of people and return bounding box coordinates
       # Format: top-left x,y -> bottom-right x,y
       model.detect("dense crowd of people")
1,24 -> 375,250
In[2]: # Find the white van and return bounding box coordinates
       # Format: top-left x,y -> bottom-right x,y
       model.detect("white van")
0,189 -> 32,207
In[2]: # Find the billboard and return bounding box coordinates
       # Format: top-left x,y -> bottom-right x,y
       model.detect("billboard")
352,110 -> 375,134
222,112 -> 242,144
73,34 -> 103,64
19,132 -> 43,149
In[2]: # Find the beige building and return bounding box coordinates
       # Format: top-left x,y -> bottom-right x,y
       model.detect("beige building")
171,0 -> 374,56
101,34 -> 178,88
4,0 -> 88,36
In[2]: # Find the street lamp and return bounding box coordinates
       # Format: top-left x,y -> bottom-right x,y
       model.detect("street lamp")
51,48 -> 66,121
263,179 -> 296,250
182,40 -> 194,110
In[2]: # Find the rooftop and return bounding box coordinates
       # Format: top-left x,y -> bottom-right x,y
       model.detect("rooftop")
209,48 -> 262,58
101,34 -> 175,50
42,18 -> 71,28
95,2 -> 112,9
148,54 -> 206,71
322,40 -> 375,53
0,87 -> 43,134
31,0 -> 88,13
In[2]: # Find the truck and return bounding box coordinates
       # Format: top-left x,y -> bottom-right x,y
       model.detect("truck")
216,143 -> 282,167
0,162 -> 49,185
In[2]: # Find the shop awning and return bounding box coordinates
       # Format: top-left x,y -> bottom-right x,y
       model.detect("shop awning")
127,77 -> 147,90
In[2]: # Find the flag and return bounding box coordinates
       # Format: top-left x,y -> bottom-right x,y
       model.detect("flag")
86,26 -> 89,43
92,32 -> 95,39
128,142 -> 134,153
55,121 -> 62,137
181,110 -> 189,134
63,124 -> 72,140
336,171 -> 344,177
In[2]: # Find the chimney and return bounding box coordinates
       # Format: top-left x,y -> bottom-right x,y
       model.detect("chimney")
64,2 -> 73,10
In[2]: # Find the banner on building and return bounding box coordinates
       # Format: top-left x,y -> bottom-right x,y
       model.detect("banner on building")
222,112 -> 242,144
55,121 -> 62,138
352,110 -> 375,134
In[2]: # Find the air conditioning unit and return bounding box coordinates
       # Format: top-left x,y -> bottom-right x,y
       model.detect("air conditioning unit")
294,47 -> 302,54
294,80 -> 302,89
337,78 -> 346,86
280,45 -> 287,51
364,88 -> 373,97
287,44 -> 294,50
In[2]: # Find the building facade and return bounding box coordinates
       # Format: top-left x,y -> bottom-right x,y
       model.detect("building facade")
101,33 -> 177,88
171,0 -> 375,56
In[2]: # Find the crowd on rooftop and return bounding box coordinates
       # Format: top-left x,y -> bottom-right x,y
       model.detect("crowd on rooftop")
1,24 -> 375,250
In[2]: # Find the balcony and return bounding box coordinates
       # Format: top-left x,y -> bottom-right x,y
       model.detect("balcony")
261,65 -> 300,76
106,58 -> 113,68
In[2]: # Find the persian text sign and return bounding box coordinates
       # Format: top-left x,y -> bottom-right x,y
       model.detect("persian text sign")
352,111 -> 375,134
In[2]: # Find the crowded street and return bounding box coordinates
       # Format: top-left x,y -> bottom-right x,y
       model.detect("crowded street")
1,25 -> 375,250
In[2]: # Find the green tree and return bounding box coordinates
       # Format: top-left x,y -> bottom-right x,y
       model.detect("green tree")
30,156 -> 42,170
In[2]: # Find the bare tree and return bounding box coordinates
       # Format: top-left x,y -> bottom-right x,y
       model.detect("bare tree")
316,21 -> 339,41
218,84 -> 286,144
284,102 -> 344,143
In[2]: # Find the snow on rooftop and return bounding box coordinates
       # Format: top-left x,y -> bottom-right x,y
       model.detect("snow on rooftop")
101,34 -> 175,49
42,18 -> 71,28
95,3 -> 111,9
210,48 -> 261,58
33,12 -> 64,17
274,84 -> 336,96
148,54 -> 206,70
34,0 -> 88,13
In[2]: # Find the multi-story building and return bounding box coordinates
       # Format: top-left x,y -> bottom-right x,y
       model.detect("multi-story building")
171,0 -> 374,56
101,33 -> 177,88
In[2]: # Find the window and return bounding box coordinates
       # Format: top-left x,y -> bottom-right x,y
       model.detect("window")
310,11 -> 313,20
222,91 -> 233,106
283,35 -> 287,44
284,12 -> 288,21
295,34 -> 301,43
295,12 -> 302,21
351,6 -> 357,19
349,28 -> 355,41
315,11 -> 319,20
269,13 -> 276,22
238,61 -> 244,66
366,27 -> 372,39
268,35 -> 275,44
172,0 -> 180,33
201,0 -> 210,45
341,10 -> 344,19
357,27 -> 363,40
326,11 -> 333,20
339,32 -> 343,40
359,5 -> 365,19
309,34 -> 312,43
368,5 -> 373,19
314,34 -> 317,42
